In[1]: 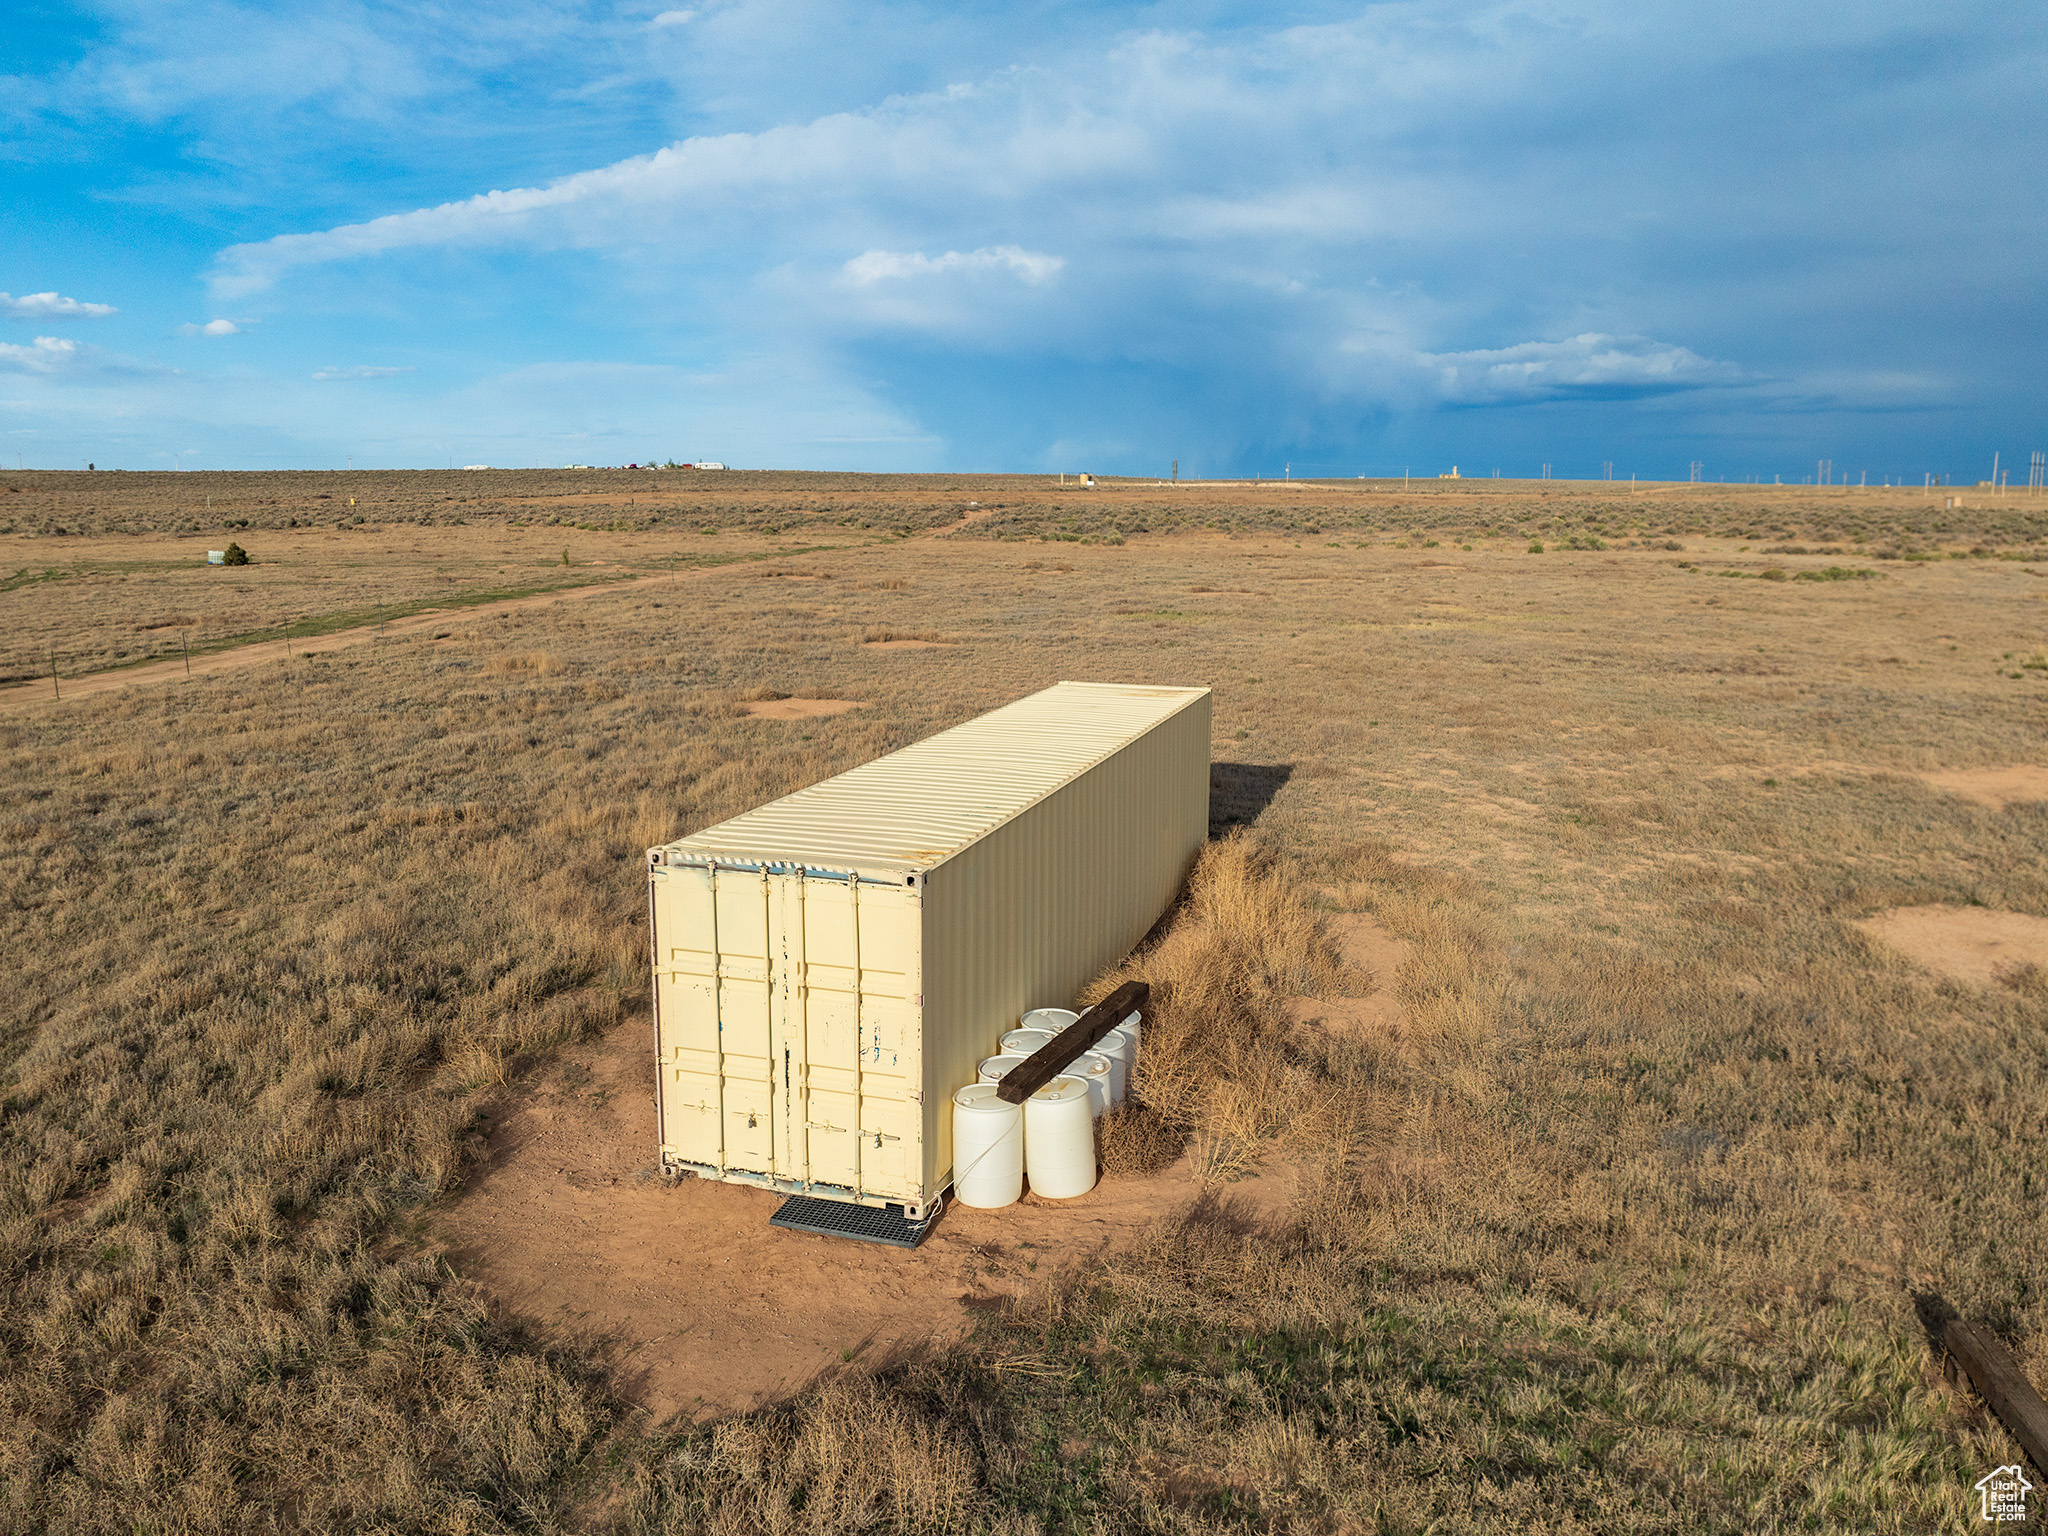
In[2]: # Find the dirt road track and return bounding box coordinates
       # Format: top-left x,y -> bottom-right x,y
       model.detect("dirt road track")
0,569 -> 696,712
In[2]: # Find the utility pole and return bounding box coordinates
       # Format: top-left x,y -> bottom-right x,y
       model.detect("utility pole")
2031,451 -> 2044,495
1171,459 -> 1178,484
1603,461 -> 1613,480
1689,460 -> 1702,483
1541,463 -> 1551,480
1992,451 -> 2000,495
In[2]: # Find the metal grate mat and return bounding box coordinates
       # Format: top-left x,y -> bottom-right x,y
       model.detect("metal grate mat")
769,1195 -> 938,1249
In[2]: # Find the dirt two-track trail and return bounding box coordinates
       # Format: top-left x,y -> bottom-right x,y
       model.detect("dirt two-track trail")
0,569 -> 702,711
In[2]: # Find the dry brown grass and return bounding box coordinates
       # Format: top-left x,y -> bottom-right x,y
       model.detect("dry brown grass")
0,524 -> 837,685
6,481 -> 2048,1530
1083,836 -> 1365,1180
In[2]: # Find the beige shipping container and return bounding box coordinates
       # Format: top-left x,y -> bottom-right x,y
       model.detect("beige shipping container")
646,681 -> 1210,1217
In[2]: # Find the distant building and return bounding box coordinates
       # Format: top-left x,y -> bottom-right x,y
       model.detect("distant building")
463,464 -> 490,470
696,461 -> 727,471
1439,466 -> 1460,479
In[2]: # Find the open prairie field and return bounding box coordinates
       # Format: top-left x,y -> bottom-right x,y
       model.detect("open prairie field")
4,473 -> 2048,1532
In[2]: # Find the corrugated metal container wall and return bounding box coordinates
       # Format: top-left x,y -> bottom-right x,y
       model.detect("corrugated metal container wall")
646,681 -> 1210,1217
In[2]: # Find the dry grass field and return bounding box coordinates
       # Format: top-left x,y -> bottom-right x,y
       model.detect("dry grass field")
3,472 -> 2047,1532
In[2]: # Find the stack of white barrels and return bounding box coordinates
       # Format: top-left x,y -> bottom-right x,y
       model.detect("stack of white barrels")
950,1005 -> 1142,1210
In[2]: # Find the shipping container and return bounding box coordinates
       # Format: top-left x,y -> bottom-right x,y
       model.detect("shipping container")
646,680 -> 1210,1217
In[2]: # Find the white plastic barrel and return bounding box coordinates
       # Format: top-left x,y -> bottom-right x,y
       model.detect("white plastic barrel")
1070,1051 -> 1115,1119
977,1054 -> 1028,1085
951,1083 -> 1024,1208
1024,1075 -> 1096,1198
1091,1029 -> 1131,1106
1021,1007 -> 1080,1034
1108,1011 -> 1140,1086
1000,1027 -> 1054,1056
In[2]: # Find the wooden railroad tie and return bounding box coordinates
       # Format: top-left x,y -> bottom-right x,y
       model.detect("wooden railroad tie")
996,980 -> 1150,1105
1944,1318 -> 2048,1476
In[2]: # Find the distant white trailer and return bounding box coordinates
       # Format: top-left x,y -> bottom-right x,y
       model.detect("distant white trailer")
696,461 -> 727,470
206,550 -> 226,565
463,464 -> 491,470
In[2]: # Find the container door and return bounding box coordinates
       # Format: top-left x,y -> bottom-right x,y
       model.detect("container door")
655,863 -> 916,1199
853,885 -> 916,1197
652,864 -> 723,1167
796,875 -> 915,1198
767,871 -> 808,1181
713,870 -> 775,1173
799,876 -> 864,1191
653,863 -> 776,1172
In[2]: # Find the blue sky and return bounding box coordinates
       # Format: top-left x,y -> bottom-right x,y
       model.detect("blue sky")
3,1 -> 2042,478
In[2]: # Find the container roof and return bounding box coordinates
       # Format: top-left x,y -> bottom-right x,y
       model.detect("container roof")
662,681 -> 1208,874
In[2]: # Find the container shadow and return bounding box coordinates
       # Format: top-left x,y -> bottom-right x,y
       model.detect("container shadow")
1210,761 -> 1294,835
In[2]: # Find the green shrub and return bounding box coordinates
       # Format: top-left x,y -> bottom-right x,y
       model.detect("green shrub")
221,542 -> 248,566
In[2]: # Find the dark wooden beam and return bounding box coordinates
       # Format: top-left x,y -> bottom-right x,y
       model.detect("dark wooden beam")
995,981 -> 1150,1105
1944,1319 -> 2048,1475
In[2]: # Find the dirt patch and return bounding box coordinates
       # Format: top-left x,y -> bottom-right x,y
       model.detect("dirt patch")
1919,766 -> 2048,811
863,639 -> 956,650
436,1017 -> 1283,1423
1289,911 -> 1413,1038
1856,905 -> 2048,986
740,698 -> 864,720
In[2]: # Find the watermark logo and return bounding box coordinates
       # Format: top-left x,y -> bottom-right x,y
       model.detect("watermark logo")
1975,1464 -> 2032,1523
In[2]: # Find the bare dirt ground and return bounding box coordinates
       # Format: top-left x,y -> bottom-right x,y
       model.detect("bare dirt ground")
737,698 -> 865,720
437,1016 -> 1294,1421
1290,911 -> 1414,1039
1856,905 -> 2048,986
1919,765 -> 2048,810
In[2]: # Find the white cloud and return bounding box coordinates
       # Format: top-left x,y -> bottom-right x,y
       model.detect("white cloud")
839,245 -> 1062,286
0,336 -> 84,374
312,365 -> 416,380
206,98 -> 1138,298
1,291 -> 117,321
180,318 -> 242,336
649,9 -> 695,26
1416,334 -> 1745,405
